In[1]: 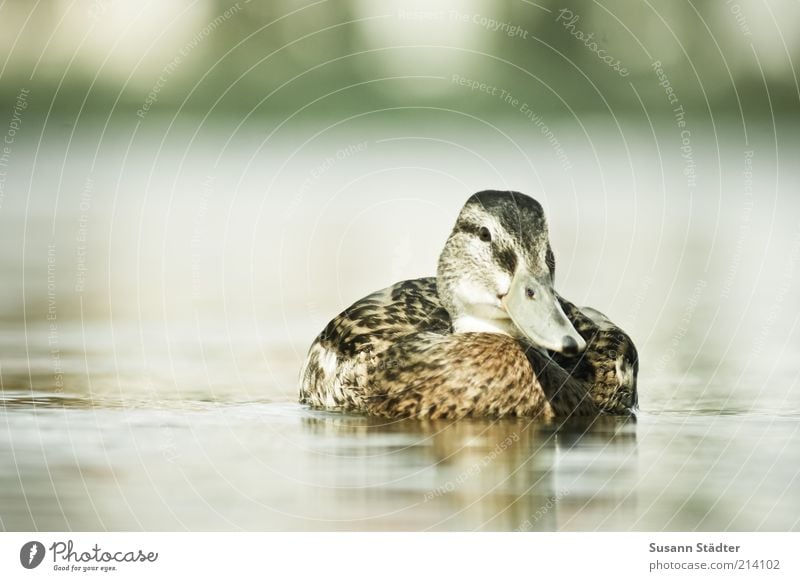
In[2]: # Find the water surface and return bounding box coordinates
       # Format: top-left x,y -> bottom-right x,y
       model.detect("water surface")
1,119 -> 799,530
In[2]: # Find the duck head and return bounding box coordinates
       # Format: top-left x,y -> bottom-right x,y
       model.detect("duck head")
437,190 -> 586,355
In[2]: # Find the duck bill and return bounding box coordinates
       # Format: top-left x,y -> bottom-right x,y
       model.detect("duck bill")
502,271 -> 587,355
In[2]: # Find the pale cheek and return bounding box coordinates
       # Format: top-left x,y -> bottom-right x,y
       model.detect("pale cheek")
495,272 -> 512,296
455,280 -> 496,306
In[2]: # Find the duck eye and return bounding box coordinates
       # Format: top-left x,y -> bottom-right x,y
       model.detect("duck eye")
478,226 -> 492,242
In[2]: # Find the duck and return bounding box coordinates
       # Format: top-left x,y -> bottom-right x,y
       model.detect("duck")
299,190 -> 638,420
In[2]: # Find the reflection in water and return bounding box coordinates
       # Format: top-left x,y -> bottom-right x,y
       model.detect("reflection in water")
1,123 -> 799,531
2,381 -> 800,531
0,388 -> 635,531
293,413 -> 638,531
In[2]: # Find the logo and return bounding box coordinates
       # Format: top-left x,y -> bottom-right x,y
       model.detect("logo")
20,541 -> 46,569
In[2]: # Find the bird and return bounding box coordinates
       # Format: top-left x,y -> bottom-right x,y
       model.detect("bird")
299,190 -> 638,420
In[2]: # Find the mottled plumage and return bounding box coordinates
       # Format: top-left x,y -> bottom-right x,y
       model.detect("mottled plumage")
553,300 -> 639,414
299,190 -> 639,419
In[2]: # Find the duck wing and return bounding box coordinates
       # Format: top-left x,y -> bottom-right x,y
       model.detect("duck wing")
299,277 -> 450,411
551,295 -> 639,414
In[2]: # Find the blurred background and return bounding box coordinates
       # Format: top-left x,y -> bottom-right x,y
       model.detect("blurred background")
0,0 -> 799,531
2,0 -> 799,114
